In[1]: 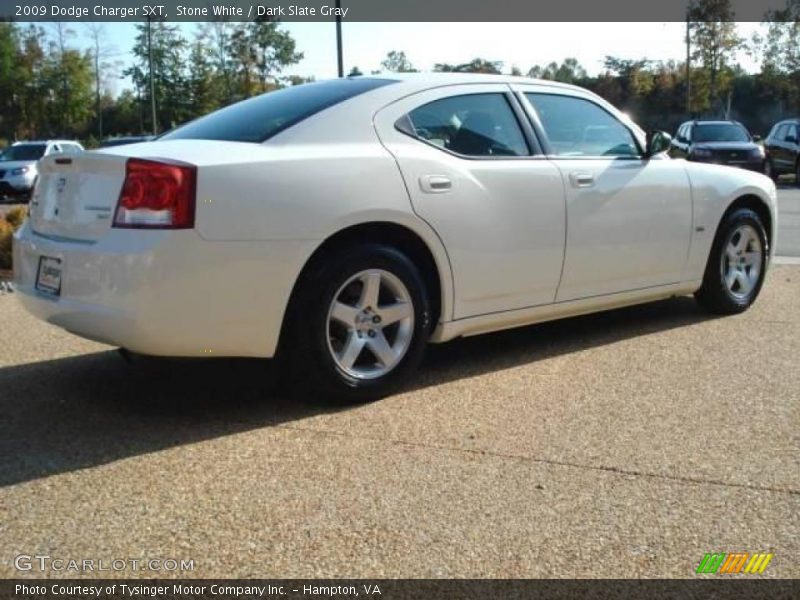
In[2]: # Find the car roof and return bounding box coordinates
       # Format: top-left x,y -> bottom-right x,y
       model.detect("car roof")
689,120 -> 743,126
12,140 -> 83,145
355,72 -> 587,94
267,73 -> 646,147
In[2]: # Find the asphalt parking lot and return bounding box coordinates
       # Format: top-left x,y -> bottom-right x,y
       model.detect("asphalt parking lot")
775,184 -> 800,257
1,196 -> 799,579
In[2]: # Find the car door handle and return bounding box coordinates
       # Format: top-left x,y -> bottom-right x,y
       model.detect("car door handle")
420,175 -> 452,193
570,172 -> 595,188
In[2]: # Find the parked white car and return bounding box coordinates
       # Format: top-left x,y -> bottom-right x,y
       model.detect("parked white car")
0,140 -> 84,201
13,75 -> 777,401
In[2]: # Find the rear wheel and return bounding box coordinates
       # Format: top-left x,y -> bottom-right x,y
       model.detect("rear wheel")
285,244 -> 431,403
695,208 -> 768,314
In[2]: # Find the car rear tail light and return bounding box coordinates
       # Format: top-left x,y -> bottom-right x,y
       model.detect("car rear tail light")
113,158 -> 196,229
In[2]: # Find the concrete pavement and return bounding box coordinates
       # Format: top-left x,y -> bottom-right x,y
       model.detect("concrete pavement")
1,266 -> 797,578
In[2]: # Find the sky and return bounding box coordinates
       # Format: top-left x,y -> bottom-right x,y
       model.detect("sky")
62,21 -> 766,95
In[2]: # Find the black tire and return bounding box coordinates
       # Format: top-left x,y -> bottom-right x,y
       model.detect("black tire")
283,244 -> 431,404
695,208 -> 768,315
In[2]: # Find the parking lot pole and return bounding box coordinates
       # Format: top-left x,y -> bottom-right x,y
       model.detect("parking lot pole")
336,0 -> 344,77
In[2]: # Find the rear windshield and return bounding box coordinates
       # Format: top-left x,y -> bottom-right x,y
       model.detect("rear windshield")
160,78 -> 396,143
1,144 -> 46,161
692,124 -> 751,143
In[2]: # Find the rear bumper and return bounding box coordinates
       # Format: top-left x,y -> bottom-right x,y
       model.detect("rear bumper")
13,223 -> 317,357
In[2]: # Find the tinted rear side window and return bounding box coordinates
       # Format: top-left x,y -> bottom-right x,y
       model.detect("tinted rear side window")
161,78 -> 396,143
403,94 -> 530,157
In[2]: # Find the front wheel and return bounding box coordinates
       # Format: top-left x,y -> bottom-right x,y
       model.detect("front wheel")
695,208 -> 768,314
285,244 -> 431,404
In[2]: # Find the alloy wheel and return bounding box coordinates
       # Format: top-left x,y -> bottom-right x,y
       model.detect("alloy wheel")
721,224 -> 763,299
326,269 -> 415,379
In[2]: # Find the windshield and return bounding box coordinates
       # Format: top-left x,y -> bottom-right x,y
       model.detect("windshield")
1,144 -> 47,161
692,124 -> 751,143
160,78 -> 396,143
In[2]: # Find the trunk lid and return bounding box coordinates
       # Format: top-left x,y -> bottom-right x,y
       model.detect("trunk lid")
29,152 -> 127,242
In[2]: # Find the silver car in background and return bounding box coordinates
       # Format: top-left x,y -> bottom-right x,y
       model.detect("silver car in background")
0,141 -> 84,202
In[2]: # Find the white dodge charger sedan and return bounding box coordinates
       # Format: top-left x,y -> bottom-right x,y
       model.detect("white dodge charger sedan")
14,74 -> 777,402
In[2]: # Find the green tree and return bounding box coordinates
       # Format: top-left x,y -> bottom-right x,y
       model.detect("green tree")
16,25 -> 47,139
527,58 -> 587,84
125,22 -> 189,133
228,21 -> 302,98
603,57 -> 654,97
84,24 -> 122,139
381,50 -> 416,73
687,0 -> 741,114
187,38 -> 222,117
754,0 -> 800,111
287,74 -> 315,86
434,58 -> 502,74
0,23 -> 22,140
103,89 -> 144,136
250,20 -> 302,89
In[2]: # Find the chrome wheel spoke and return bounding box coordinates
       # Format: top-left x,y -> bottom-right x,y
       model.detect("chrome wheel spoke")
338,332 -> 366,369
725,268 -> 738,290
721,223 -> 762,299
327,268 -> 415,380
733,232 -> 748,253
734,269 -> 749,292
367,331 -> 396,367
359,272 -> 381,309
378,301 -> 411,326
331,301 -> 359,326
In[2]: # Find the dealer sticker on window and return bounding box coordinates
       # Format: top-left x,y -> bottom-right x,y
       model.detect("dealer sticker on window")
35,256 -> 62,297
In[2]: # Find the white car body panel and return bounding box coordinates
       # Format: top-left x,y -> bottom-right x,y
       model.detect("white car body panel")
12,74 -> 777,358
681,161 -> 778,281
550,156 -> 693,301
375,83 -> 566,317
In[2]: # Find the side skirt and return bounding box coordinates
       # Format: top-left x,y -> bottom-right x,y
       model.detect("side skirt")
430,281 -> 702,343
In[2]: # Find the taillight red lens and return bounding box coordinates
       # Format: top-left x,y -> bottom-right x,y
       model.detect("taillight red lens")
113,158 -> 196,229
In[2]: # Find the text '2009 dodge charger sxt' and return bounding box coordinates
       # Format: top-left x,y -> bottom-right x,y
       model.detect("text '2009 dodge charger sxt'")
14,75 -> 777,402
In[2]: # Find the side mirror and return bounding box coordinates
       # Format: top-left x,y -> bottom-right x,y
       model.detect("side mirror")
646,130 -> 672,157
752,134 -> 762,142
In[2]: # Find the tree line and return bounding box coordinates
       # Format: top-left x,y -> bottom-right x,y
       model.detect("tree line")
2,0 -> 800,145
0,20 -> 305,145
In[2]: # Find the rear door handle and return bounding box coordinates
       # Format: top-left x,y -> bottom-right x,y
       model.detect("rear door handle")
420,175 -> 452,193
570,172 -> 595,188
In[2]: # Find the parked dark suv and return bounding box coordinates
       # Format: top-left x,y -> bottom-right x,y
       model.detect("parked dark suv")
764,119 -> 800,182
670,120 -> 765,172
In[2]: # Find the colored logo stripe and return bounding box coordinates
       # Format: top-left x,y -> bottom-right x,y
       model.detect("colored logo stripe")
744,553 -> 774,574
696,553 -> 774,574
719,553 -> 748,573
